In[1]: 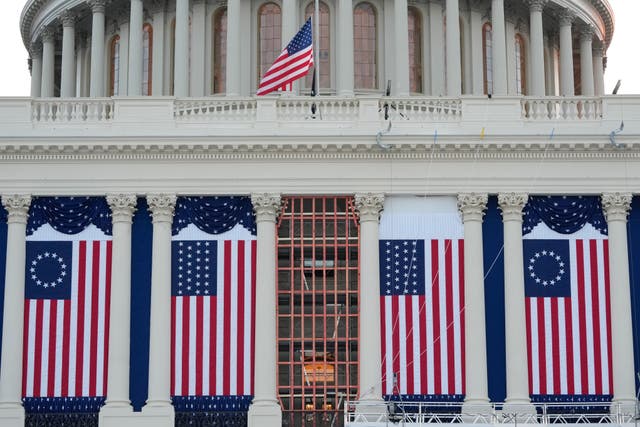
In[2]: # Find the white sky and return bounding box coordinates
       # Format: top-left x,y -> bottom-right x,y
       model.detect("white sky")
0,0 -> 637,96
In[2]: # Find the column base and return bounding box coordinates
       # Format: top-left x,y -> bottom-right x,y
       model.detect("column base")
462,398 -> 493,423
99,403 -> 135,427
502,398 -> 536,423
247,399 -> 282,427
0,403 -> 24,427
353,398 -> 388,423
138,402 -> 175,427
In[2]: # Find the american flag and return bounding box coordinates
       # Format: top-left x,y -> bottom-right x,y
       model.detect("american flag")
256,18 -> 313,96
171,237 -> 256,396
524,237 -> 612,396
22,239 -> 112,398
379,239 -> 465,396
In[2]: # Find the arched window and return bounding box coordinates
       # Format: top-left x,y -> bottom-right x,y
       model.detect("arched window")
482,22 -> 493,95
142,23 -> 153,95
213,8 -> 227,94
354,2 -> 377,90
515,33 -> 526,95
408,6 -> 422,93
304,2 -> 330,91
109,35 -> 120,96
258,3 -> 282,85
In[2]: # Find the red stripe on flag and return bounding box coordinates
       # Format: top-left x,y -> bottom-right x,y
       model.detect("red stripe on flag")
209,292 -> 217,395
525,299 -> 533,394
170,296 -> 176,395
380,296 -> 387,394
589,240 -> 603,395
391,296 -> 400,393
181,296 -> 190,396
237,240 -> 245,395
550,297 -> 560,394
89,241 -> 101,396
576,240 -> 589,394
103,241 -> 112,396
47,299 -> 58,397
223,240 -> 232,395
251,240 -> 257,395
564,296 -> 575,395
458,240 -> 465,395
431,240 -> 442,395
195,296 -> 204,396
445,240 -> 455,394
536,298 -> 547,394
603,240 -> 613,393
75,241 -> 87,397
33,300 -> 43,397
22,299 -> 30,397
405,296 -> 414,395
419,295 -> 427,394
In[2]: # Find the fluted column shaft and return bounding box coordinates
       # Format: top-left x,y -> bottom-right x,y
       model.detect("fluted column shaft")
174,0 -> 190,97
602,194 -> 636,408
499,193 -> 534,412
394,0 -> 410,96
104,195 -> 137,407
559,11 -> 574,96
528,0 -> 547,96
128,0 -> 144,96
337,0 -> 354,96
491,0 -> 507,95
0,195 -> 31,409
580,27 -> 595,96
355,194 -> 385,403
41,29 -> 56,98
146,194 -> 176,407
248,194 -> 282,427
89,0 -> 106,97
30,46 -> 42,98
61,13 -> 76,97
593,46 -> 605,96
458,194 -> 490,410
445,0 -> 461,96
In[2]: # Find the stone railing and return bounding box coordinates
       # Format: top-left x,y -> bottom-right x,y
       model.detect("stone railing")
522,97 -> 603,120
276,97 -> 360,122
175,98 -> 257,121
381,97 -> 463,121
32,98 -> 114,123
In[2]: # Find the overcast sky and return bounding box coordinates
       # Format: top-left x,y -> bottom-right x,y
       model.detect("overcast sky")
0,0 -> 637,96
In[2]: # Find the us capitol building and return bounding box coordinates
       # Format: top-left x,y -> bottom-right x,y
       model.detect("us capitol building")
0,0 -> 638,426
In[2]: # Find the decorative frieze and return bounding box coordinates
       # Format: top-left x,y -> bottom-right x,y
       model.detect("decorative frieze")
1,194 -> 32,223
251,193 -> 281,222
354,193 -> 384,222
602,192 -> 632,222
457,193 -> 488,222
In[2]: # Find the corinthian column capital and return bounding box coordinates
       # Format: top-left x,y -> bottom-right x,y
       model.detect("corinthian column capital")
354,193 -> 385,222
147,193 -> 177,223
526,0 -> 547,12
580,24 -> 595,42
498,193 -> 528,221
60,10 -> 76,27
107,194 -> 138,223
602,193 -> 632,222
1,194 -> 32,224
88,0 -> 107,13
457,193 -> 488,222
41,27 -> 57,43
251,193 -> 282,222
558,8 -> 576,26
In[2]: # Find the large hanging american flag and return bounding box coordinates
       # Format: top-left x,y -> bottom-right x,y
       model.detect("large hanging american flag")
379,196 -> 465,398
256,18 -> 313,96
171,232 -> 256,397
523,196 -> 612,399
23,234 -> 112,399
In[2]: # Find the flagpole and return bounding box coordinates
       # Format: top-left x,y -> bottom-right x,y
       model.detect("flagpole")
314,0 -> 320,97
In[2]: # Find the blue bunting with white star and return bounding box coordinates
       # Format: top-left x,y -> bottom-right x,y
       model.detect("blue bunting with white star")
522,196 -> 607,236
172,196 -> 256,236
27,197 -> 112,236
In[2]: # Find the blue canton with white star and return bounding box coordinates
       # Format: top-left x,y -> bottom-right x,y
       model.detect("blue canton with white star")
523,239 -> 572,298
286,18 -> 313,55
379,240 -> 425,296
171,241 -> 217,297
25,241 -> 72,299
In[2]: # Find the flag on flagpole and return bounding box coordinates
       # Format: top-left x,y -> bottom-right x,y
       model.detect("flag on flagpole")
257,18 -> 314,96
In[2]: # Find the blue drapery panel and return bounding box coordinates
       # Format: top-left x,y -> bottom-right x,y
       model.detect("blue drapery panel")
27,197 -> 112,236
172,395 -> 252,412
173,196 -> 256,236
522,196 -> 607,236
23,397 -> 105,413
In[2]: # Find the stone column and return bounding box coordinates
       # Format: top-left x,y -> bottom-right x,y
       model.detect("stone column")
429,0 -> 445,96
143,194 -> 176,426
601,194 -> 636,411
41,27 -> 56,98
128,0 -> 144,96
394,0 -> 410,96
226,0 -> 241,96
458,194 -> 491,413
151,4 -> 166,96
498,193 -> 534,415
89,0 -> 107,97
337,0 -> 354,96
580,25 -> 595,96
60,11 -> 76,97
469,7 -> 484,95
445,0 -> 461,96
491,0 -> 507,95
281,0 -> 298,94
174,0 -> 190,97
30,44 -> 42,98
558,10 -> 575,96
101,195 -> 137,417
593,45 -> 605,96
354,193 -> 385,409
527,0 -> 547,96
190,0 -> 206,96
248,194 -> 282,427
0,195 -> 31,427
